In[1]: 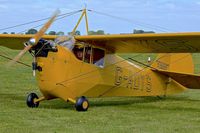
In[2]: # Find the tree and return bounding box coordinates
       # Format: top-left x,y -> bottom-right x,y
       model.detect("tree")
88,31 -> 95,35
48,31 -> 56,35
88,30 -> 105,35
133,29 -> 144,34
2,32 -> 8,34
67,30 -> 80,35
75,30 -> 81,35
11,32 -> 15,34
96,30 -> 104,35
26,29 -> 38,34
133,29 -> 155,34
56,31 -> 65,36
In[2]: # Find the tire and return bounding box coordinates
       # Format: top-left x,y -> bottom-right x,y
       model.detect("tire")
75,96 -> 89,111
26,93 -> 39,108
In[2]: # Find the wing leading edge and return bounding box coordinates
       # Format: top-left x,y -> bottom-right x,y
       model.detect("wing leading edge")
75,32 -> 200,53
0,34 -> 57,50
2,32 -> 200,53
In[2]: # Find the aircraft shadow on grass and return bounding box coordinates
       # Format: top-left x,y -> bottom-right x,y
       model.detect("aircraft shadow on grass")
35,96 -> 200,111
1,93 -> 199,111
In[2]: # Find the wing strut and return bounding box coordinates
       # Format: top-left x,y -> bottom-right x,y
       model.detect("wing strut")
72,8 -> 89,35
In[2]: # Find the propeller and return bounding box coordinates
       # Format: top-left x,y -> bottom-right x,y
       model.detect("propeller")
8,10 -> 60,66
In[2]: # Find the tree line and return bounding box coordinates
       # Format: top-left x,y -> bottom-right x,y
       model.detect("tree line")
2,29 -> 154,35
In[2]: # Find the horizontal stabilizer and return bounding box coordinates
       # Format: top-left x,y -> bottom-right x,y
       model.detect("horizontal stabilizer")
153,69 -> 200,89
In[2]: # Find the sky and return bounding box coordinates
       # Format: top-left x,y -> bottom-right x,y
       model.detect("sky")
1,0 -> 200,35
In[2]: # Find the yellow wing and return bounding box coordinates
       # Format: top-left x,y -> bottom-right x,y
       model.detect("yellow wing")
75,32 -> 200,53
0,34 -> 57,50
2,32 -> 200,53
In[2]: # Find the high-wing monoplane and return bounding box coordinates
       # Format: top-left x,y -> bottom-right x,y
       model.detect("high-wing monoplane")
1,9 -> 200,111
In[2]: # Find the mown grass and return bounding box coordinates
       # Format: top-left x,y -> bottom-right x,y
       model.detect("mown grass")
0,47 -> 200,133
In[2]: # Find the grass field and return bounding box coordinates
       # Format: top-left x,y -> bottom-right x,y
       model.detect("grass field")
0,47 -> 200,133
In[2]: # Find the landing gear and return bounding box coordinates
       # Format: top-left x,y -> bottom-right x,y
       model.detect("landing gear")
26,93 -> 39,108
75,96 -> 89,111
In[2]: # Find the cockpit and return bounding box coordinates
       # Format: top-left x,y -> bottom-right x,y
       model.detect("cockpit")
55,36 -> 105,68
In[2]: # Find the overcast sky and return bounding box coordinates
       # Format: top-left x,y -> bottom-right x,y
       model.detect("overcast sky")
1,0 -> 200,34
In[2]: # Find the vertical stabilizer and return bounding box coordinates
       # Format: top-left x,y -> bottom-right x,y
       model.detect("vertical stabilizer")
151,53 -> 194,74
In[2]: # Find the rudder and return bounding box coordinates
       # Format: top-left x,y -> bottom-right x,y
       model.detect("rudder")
151,53 -> 194,74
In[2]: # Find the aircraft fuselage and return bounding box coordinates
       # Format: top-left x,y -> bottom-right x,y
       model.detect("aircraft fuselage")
36,45 -> 186,101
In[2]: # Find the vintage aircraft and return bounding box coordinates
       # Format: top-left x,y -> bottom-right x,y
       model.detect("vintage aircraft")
1,9 -> 200,111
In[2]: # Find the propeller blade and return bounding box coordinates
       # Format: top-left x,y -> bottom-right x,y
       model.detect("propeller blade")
33,9 -> 60,45
8,9 -> 60,66
7,45 -> 32,66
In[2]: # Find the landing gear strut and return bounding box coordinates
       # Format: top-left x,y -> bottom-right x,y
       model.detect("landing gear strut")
75,96 -> 89,111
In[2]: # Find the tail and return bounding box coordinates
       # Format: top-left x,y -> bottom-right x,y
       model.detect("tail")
151,53 -> 194,73
151,53 -> 200,89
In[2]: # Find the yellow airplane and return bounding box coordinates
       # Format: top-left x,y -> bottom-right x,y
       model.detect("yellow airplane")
1,9 -> 200,111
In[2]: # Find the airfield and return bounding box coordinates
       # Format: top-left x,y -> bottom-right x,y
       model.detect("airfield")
0,46 -> 200,133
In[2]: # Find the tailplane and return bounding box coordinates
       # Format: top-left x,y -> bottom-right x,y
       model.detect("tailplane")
151,53 -> 200,89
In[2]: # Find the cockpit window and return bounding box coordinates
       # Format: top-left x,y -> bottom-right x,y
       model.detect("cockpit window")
72,45 -> 105,68
73,46 -> 84,60
55,36 -> 105,68
84,46 -> 92,63
93,48 -> 105,68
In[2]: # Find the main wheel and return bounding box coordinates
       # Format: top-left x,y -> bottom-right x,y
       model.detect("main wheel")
26,93 -> 39,108
75,96 -> 89,111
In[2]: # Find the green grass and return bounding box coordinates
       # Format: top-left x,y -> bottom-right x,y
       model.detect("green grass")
1,47 -> 200,133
